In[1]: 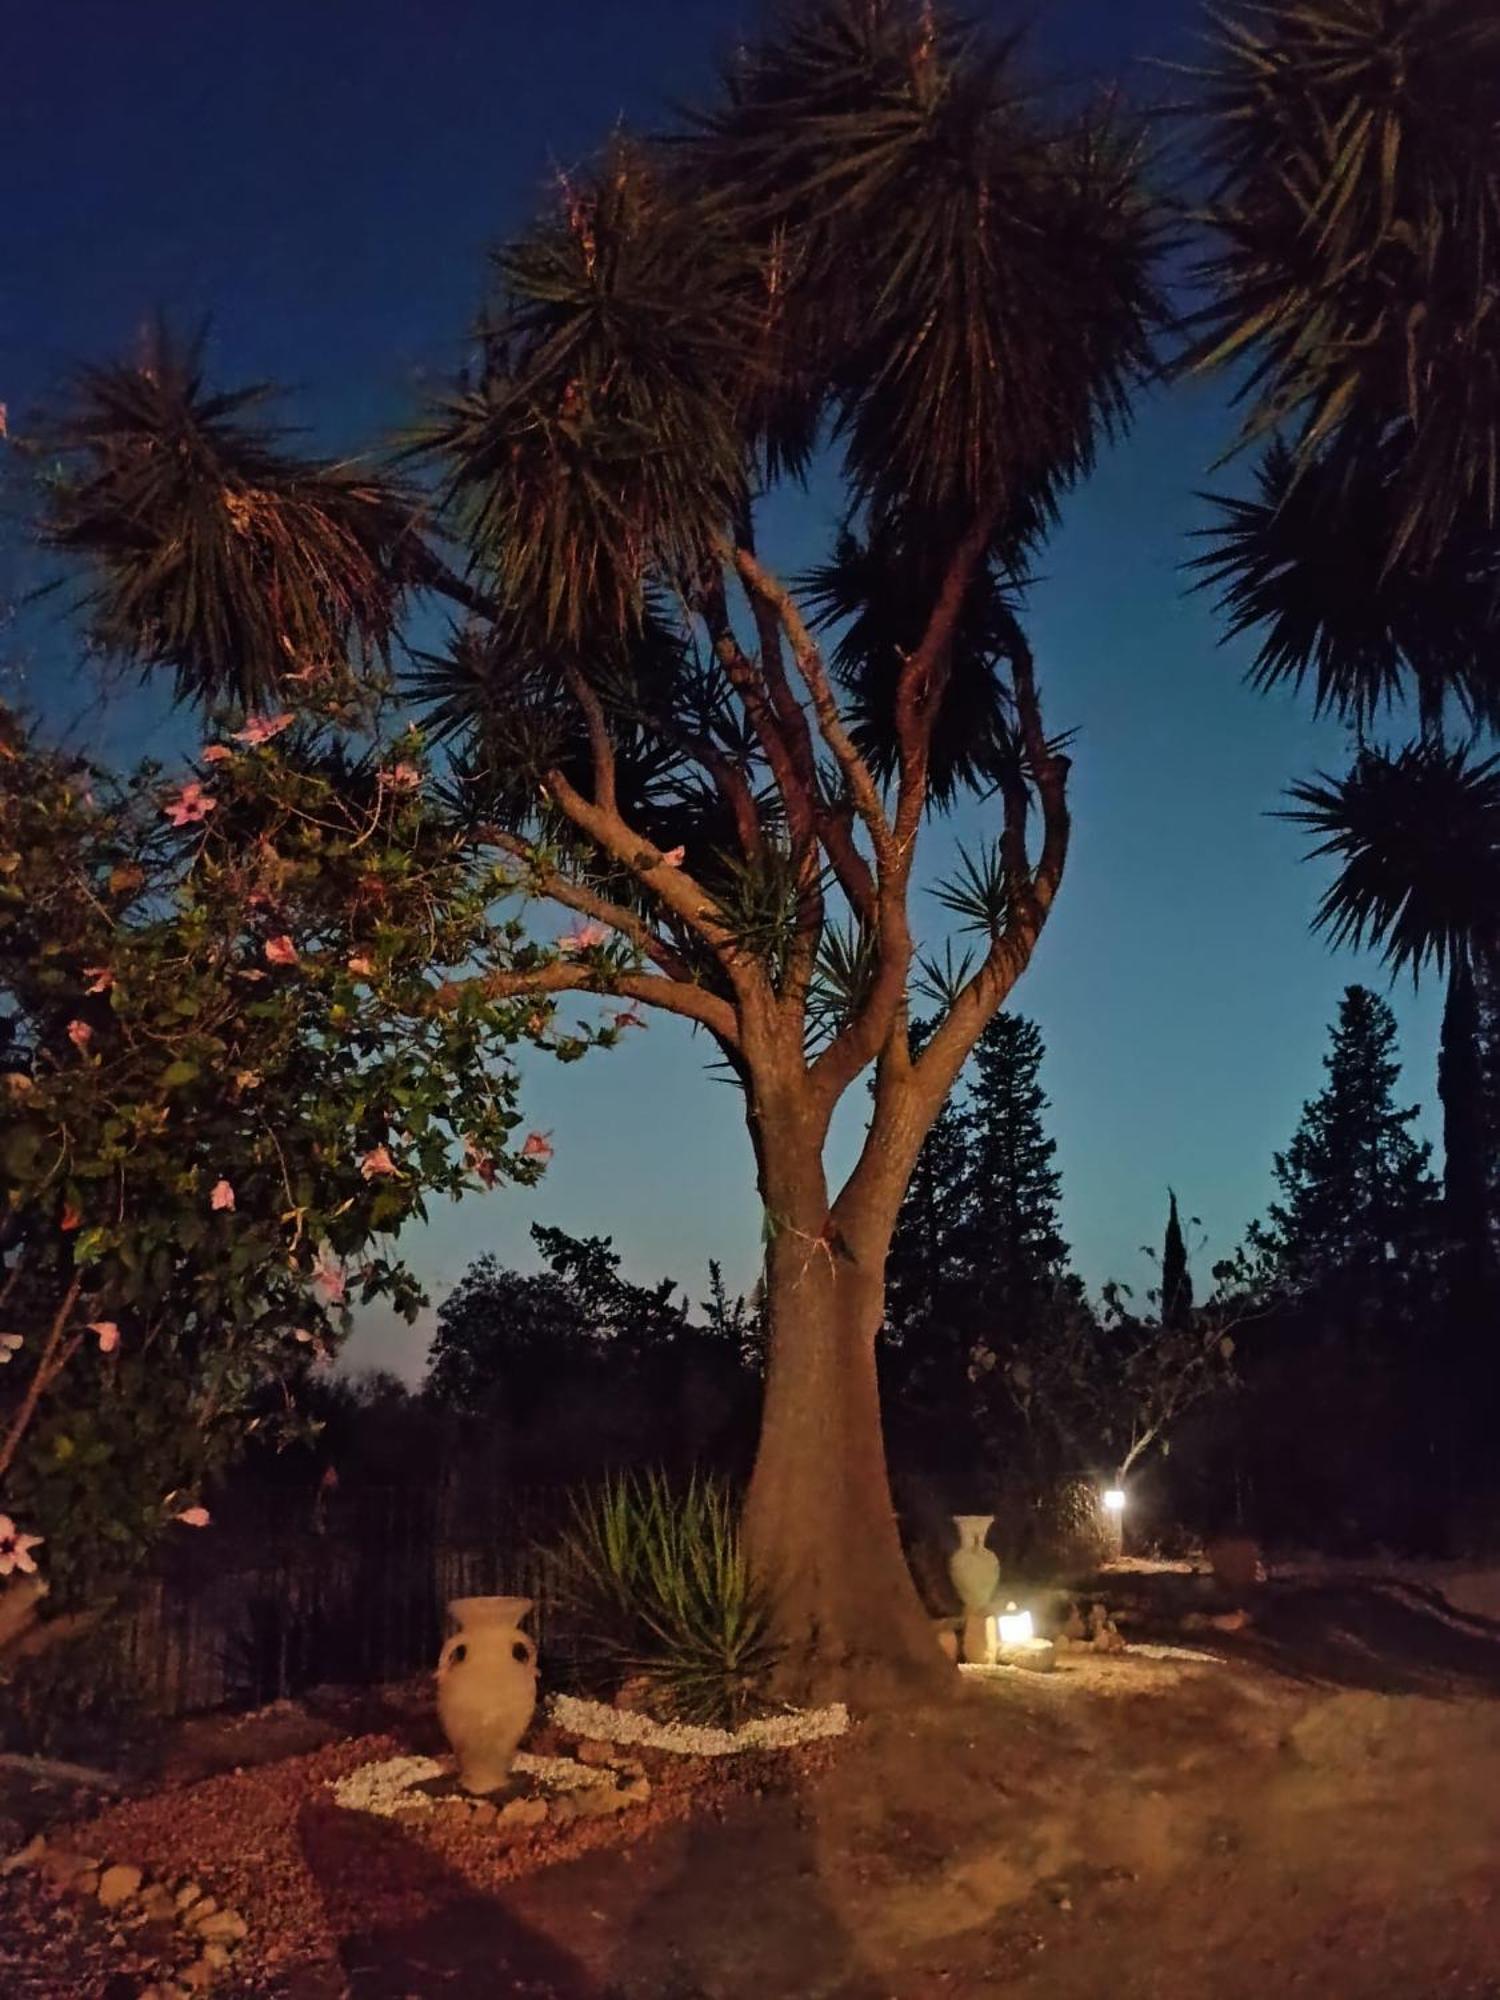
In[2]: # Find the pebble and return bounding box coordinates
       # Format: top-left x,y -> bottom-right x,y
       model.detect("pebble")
174,1880 -> 202,1910
140,1882 -> 179,1923
497,1797 -> 549,1830
0,1834 -> 46,1875
98,1862 -> 143,1909
194,1908 -> 248,1945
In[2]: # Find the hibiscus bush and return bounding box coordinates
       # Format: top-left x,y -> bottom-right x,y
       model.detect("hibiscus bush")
0,696 -> 599,1611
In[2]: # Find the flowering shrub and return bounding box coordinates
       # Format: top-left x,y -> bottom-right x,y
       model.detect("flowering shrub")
0,702 -> 606,1603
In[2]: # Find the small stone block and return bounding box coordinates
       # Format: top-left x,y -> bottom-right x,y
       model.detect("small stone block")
497,1795 -> 549,1830
1,1834 -> 46,1876
961,1612 -> 995,1665
174,1880 -> 202,1910
98,1863 -> 143,1909
194,1909 -> 248,1945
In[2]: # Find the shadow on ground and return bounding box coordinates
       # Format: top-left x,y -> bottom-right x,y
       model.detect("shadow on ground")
298,1799 -> 609,1998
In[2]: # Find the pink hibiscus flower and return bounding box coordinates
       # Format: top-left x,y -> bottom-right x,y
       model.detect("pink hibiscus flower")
660,845 -> 686,867
164,780 -> 217,828
210,1179 -> 236,1211
347,954 -> 376,978
557,920 -> 610,956
174,1505 -> 211,1528
89,1320 -> 120,1354
382,762 -> 422,792
66,1018 -> 93,1051
612,1008 -> 647,1030
0,1515 -> 44,1578
200,743 -> 235,764
464,1136 -> 498,1188
231,711 -> 294,747
83,966 -> 115,994
359,1145 -> 398,1181
521,1131 -> 554,1164
264,935 -> 298,967
312,1252 -> 347,1306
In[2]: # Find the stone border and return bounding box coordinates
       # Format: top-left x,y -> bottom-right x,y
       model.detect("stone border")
328,1746 -> 651,1828
1,1836 -> 247,1995
547,1693 -> 849,1758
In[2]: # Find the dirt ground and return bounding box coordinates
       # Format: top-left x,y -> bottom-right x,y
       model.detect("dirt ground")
9,1575 -> 1500,1997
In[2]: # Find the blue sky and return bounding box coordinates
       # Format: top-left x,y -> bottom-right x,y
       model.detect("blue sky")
5,1 -> 1442,1380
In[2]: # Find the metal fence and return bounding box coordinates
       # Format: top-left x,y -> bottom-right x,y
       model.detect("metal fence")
118,1484 -> 573,1719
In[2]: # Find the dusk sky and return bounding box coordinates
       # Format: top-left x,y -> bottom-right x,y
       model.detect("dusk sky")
5,0 -> 1443,1381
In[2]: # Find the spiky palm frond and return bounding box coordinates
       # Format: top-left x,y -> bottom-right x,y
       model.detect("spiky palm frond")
913,939 -> 979,1011
1195,435 -> 1500,728
932,838 -> 1011,936
696,0 -> 1162,539
1287,739 -> 1500,976
807,918 -> 878,1040
1187,0 -> 1500,570
41,328 -> 427,707
800,523 -> 1029,807
419,141 -> 747,651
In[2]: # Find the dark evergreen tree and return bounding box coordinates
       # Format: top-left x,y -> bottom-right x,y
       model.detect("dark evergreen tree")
955,1013 -> 1072,1316
1160,1190 -> 1194,1330
886,1012 -> 1073,1393
1254,986 -> 1438,1309
883,1020 -> 973,1359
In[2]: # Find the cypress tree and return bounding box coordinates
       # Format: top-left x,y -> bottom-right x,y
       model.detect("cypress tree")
1161,1189 -> 1194,1329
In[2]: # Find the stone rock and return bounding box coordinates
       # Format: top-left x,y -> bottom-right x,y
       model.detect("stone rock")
174,1880 -> 203,1910
183,1896 -> 217,1924
97,1862 -> 143,1908
1206,1535 -> 1264,1597
1208,1608 -> 1252,1634
37,1845 -> 100,1887
140,1882 -> 179,1923
617,1771 -> 651,1803
71,1869 -> 100,1896
201,1942 -> 231,1970
575,1738 -> 616,1767
180,1960 -> 215,1992
468,1800 -> 498,1828
194,1908 -> 248,1945
497,1795 -> 549,1830
1,1833 -> 47,1875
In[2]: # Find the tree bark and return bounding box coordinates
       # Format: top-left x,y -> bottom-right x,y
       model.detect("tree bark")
742,1110 -> 951,1703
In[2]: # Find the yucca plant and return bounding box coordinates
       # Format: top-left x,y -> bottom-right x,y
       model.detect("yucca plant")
555,1471 -> 776,1726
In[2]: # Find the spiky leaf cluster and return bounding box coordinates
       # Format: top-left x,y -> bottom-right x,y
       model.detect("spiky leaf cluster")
1287,740 -> 1500,977
1195,436 -> 1500,729
1188,0 -> 1500,571
40,330 -> 426,708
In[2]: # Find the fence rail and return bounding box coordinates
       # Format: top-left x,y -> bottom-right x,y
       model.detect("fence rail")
118,1485 -> 574,1719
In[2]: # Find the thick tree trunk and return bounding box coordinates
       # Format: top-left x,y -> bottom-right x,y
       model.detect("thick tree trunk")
743,1146 -> 951,1703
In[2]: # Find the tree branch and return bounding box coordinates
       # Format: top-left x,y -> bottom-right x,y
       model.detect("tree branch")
432,960 -> 739,1043
0,1276 -> 83,1485
477,828 -> 695,981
